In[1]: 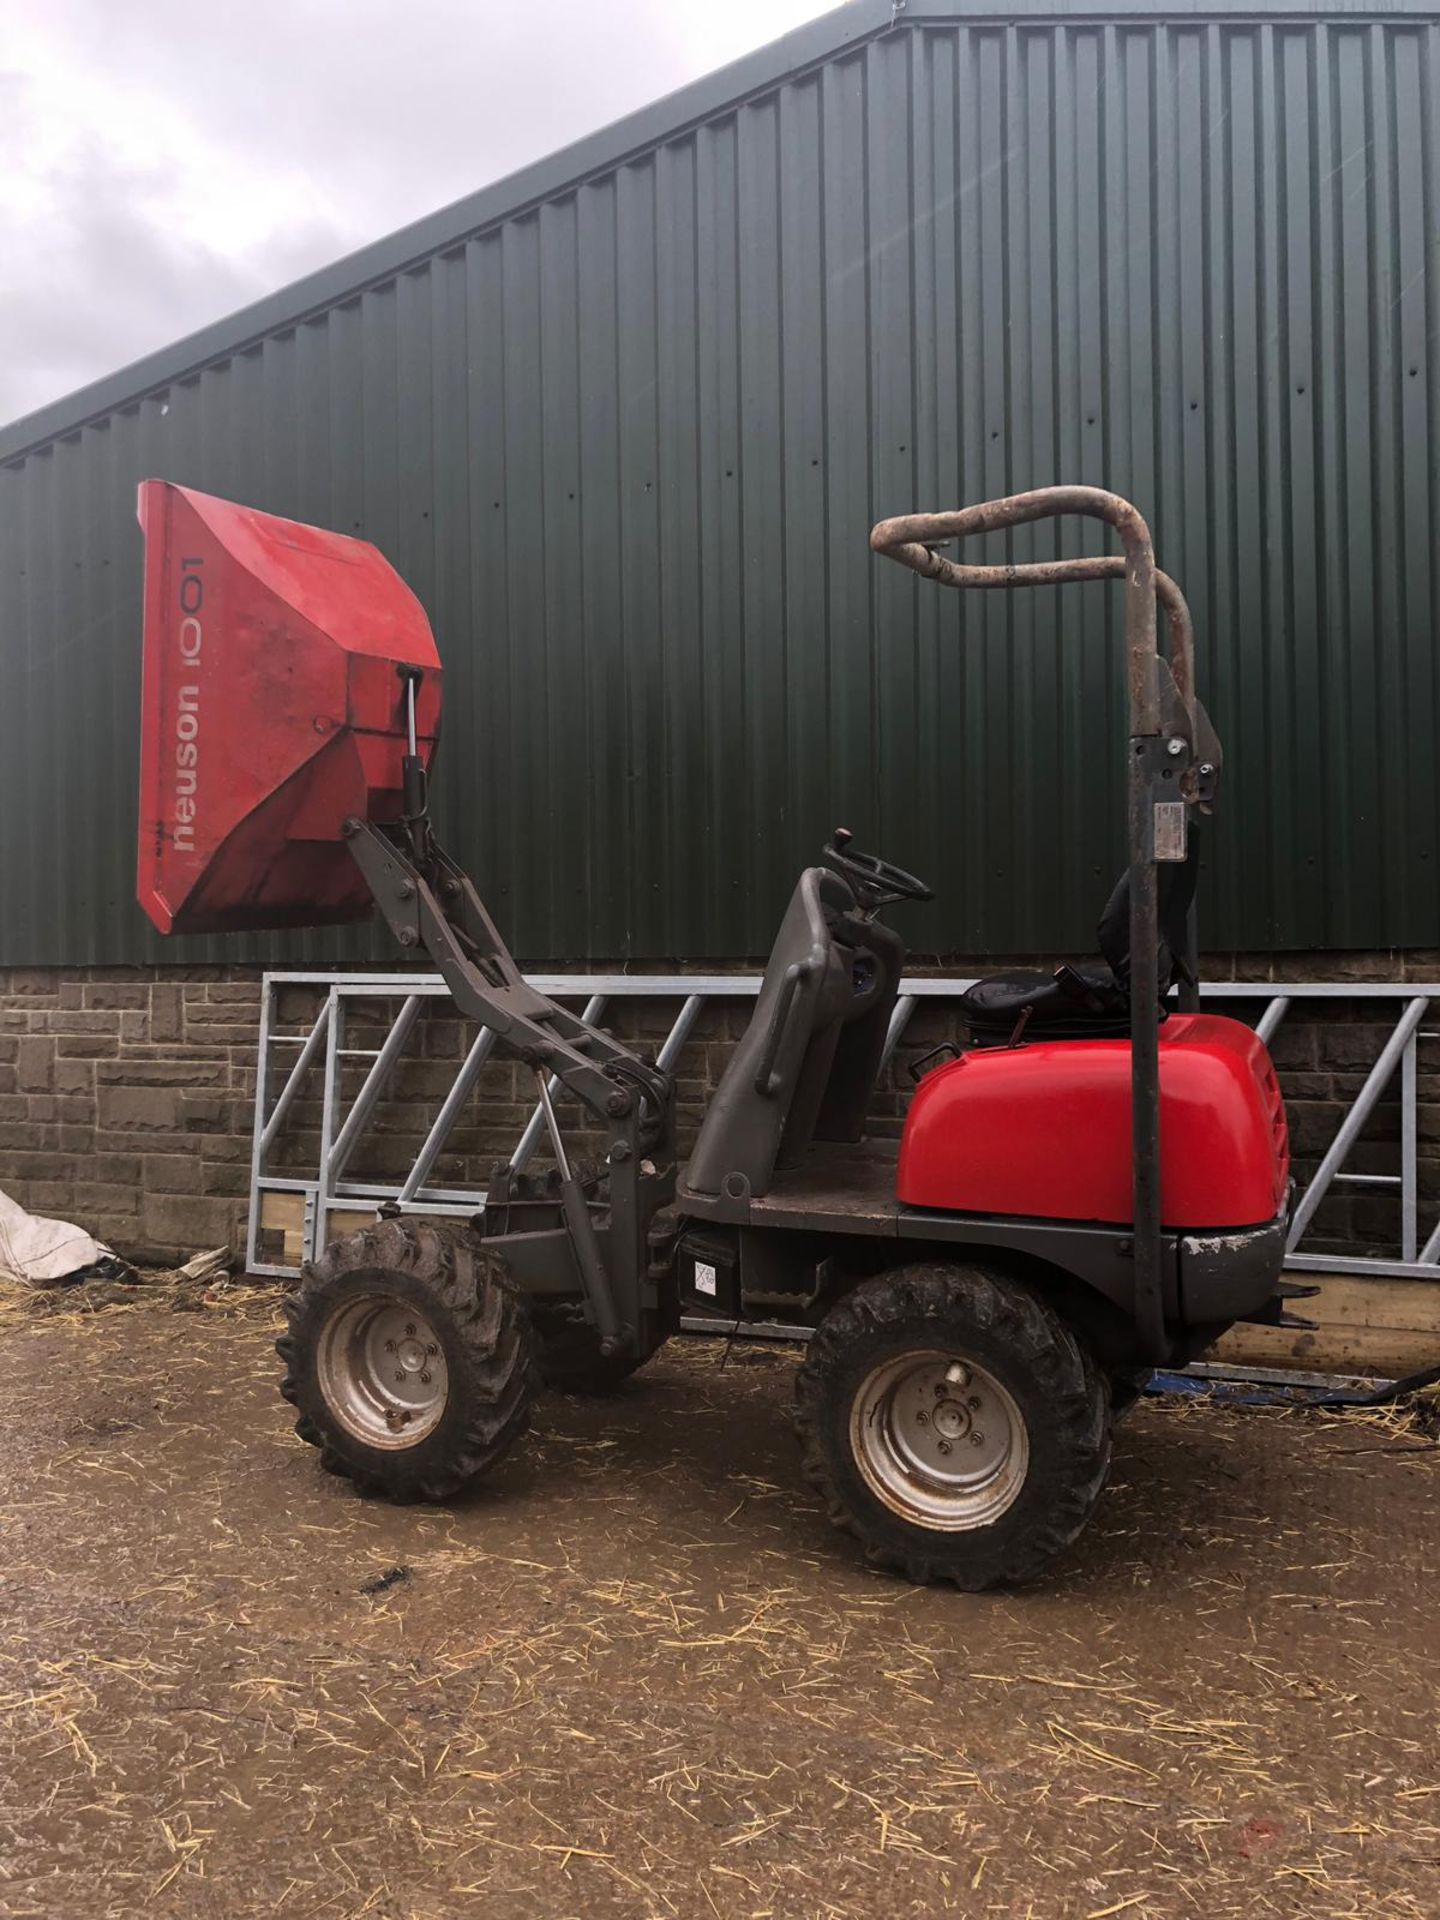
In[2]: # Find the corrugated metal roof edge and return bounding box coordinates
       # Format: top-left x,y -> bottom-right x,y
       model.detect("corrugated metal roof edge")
0,0 -> 896,467
1,0 -> 1430,469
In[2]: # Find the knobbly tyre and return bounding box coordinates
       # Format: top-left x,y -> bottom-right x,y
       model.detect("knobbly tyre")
135,480 -> 1298,1589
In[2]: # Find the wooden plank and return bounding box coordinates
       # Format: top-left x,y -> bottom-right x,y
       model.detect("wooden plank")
1212,1271 -> 1440,1379
257,1191 -> 309,1264
258,1192 -> 306,1234
325,1209 -> 378,1248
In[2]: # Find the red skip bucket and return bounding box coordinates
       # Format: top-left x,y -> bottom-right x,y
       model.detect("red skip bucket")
136,482 -> 442,935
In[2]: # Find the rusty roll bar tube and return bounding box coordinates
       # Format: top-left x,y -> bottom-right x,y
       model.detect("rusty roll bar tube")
870,487 -> 1169,1363
869,550 -> 1195,722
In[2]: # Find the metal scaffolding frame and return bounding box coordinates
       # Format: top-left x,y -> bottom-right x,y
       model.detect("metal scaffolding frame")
247,972 -> 1440,1284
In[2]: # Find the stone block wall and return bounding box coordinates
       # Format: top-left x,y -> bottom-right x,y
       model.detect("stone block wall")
2,955 -> 1439,1265
0,968 -> 263,1258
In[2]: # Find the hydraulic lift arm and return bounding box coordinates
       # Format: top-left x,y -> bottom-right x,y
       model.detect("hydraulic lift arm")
345,676 -> 674,1356
348,807 -> 674,1355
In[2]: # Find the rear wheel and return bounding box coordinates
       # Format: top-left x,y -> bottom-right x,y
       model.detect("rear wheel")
796,1263 -> 1110,1588
277,1219 -> 535,1501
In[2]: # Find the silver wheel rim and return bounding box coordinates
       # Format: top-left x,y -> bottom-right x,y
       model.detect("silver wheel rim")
316,1294 -> 449,1449
850,1349 -> 1029,1531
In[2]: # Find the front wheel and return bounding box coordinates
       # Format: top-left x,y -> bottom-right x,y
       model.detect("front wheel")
795,1264 -> 1110,1588
277,1220 -> 536,1501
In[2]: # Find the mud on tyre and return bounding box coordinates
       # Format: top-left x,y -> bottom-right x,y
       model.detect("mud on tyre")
796,1262 -> 1111,1589
277,1218 -> 535,1501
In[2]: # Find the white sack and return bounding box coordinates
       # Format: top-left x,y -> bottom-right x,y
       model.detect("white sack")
0,1187 -> 112,1286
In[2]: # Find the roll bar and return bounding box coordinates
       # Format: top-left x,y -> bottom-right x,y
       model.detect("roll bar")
868,540 -> 1196,721
870,486 -> 1201,1364
870,487 -> 1163,733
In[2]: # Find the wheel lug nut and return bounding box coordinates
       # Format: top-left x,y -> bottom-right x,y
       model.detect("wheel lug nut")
395,1369 -> 407,1383
937,1439 -> 952,1455
971,1431 -> 985,1447
405,1323 -> 416,1337
385,1339 -> 396,1352
420,1371 -> 432,1385
968,1395 -> 981,1410
426,1343 -> 438,1356
915,1409 -> 928,1426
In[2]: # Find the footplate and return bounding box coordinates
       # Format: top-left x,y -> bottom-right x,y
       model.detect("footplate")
1235,1278 -> 1321,1331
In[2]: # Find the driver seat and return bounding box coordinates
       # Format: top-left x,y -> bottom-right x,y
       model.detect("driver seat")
960,840 -> 1199,1043
684,866 -> 903,1200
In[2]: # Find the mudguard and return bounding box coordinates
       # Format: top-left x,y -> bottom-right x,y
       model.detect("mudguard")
898,1014 -> 1290,1231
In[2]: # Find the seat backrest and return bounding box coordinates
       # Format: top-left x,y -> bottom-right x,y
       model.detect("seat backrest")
685,867 -> 903,1199
1095,832 -> 1201,990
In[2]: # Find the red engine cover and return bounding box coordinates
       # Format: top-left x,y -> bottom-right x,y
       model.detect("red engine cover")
136,480 -> 442,935
897,1014 -> 1289,1231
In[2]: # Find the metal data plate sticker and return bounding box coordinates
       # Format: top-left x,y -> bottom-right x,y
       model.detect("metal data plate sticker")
694,1260 -> 718,1298
1153,800 -> 1188,863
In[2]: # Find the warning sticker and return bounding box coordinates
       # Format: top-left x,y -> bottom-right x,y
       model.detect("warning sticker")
1153,800 -> 1188,863
694,1260 -> 718,1297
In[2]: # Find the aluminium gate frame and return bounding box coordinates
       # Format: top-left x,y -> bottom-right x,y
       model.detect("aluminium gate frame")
247,971 -> 1440,1285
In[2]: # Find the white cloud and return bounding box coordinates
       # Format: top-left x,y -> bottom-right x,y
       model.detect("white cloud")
0,0 -> 837,426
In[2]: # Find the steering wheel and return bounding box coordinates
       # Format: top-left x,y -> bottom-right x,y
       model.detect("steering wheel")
824,828 -> 934,906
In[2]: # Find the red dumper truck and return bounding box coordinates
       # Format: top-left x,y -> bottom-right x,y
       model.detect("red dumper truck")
136,479 -> 1296,1588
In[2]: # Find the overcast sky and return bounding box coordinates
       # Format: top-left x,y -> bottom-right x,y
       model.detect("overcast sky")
0,0 -> 836,430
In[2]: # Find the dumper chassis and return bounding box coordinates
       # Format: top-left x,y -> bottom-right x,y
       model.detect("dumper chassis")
139,481 -> 1298,1588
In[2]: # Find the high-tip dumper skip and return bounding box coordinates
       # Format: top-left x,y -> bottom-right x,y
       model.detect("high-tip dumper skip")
134,479 -> 1298,1591
136,480 -> 441,936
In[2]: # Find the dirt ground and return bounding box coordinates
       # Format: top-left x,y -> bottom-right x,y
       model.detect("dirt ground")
0,1282 -> 1437,1920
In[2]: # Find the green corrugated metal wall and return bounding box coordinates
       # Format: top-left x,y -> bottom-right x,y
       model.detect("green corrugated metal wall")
2,0 -> 1437,966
